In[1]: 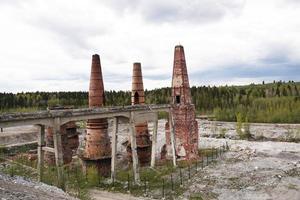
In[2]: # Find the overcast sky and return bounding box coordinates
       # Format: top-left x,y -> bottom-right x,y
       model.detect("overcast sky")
0,0 -> 299,92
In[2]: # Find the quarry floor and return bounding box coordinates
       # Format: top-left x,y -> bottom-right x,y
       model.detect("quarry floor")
0,119 -> 299,200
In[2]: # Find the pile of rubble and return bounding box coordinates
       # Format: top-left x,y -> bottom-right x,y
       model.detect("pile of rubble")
0,172 -> 78,200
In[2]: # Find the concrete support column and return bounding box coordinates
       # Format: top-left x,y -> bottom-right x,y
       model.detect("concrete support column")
169,112 -> 177,167
53,118 -> 65,190
37,124 -> 45,182
129,112 -> 140,184
111,117 -> 118,182
150,115 -> 158,168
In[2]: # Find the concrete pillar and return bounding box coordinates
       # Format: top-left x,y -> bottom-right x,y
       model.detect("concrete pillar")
169,112 -> 177,167
37,124 -> 45,182
111,117 -> 118,182
53,117 -> 65,191
150,117 -> 158,168
129,112 -> 140,184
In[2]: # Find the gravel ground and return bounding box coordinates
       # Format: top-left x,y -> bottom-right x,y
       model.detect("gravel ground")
182,138 -> 300,200
198,120 -> 300,141
1,120 -> 300,200
0,172 -> 78,200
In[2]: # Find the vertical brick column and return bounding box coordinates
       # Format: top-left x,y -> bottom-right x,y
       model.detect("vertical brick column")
127,63 -> 151,166
164,45 -> 199,160
81,54 -> 111,176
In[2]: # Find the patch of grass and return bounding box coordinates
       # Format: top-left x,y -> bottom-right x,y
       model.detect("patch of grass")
1,162 -> 37,179
218,128 -> 226,138
287,183 -> 298,190
190,193 -> 204,200
198,148 -> 216,157
77,121 -> 87,129
158,111 -> 168,119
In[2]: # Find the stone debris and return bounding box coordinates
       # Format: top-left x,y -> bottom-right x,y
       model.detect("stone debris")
0,172 -> 78,200
182,137 -> 300,200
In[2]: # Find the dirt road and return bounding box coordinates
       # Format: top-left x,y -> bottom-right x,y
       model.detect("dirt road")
89,189 -> 148,200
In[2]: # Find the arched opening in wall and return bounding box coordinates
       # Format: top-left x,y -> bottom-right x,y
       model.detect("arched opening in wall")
134,92 -> 139,104
175,95 -> 180,104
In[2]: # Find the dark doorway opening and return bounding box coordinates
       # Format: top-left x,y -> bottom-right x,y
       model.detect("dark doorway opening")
175,95 -> 180,104
134,92 -> 139,104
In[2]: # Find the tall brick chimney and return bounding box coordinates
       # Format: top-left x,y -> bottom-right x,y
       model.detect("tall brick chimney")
81,54 -> 111,176
165,45 -> 199,160
126,63 -> 151,166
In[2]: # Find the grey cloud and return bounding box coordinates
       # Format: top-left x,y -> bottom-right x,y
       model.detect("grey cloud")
191,43 -> 300,82
144,74 -> 169,81
29,15 -> 110,58
0,0 -> 25,6
191,61 -> 300,82
103,0 -> 245,23
286,0 -> 300,4
32,72 -> 89,81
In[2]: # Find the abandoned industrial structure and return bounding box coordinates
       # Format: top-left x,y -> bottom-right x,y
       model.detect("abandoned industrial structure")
0,45 -> 199,190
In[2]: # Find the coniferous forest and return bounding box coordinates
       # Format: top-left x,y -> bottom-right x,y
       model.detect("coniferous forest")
0,81 -> 299,123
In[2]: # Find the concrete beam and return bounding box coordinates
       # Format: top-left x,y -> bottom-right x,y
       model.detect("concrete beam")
132,111 -> 157,124
42,146 -> 55,153
0,104 -> 170,129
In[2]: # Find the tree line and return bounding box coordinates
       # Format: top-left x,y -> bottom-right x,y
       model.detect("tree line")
0,81 -> 299,123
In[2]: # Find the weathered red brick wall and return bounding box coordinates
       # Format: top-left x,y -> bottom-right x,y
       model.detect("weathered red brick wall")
45,122 -> 75,165
82,54 -> 111,176
164,45 -> 199,160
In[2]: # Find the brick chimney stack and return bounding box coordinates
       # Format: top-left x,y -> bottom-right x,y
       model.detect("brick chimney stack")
171,45 -> 192,104
131,62 -> 145,104
82,54 -> 111,176
127,62 -> 151,165
164,45 -> 199,160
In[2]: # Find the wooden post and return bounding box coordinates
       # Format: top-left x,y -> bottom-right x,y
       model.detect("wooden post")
169,112 -> 177,167
111,117 -> 118,182
129,112 -> 140,184
150,114 -> 158,168
53,118 -> 65,191
37,124 -> 45,182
